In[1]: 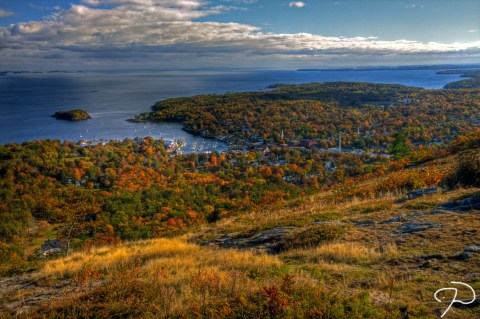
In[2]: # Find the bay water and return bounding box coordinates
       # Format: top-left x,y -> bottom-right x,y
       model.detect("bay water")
0,68 -> 463,152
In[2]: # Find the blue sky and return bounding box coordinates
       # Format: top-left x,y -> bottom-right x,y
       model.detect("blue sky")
0,0 -> 479,70
202,0 -> 480,43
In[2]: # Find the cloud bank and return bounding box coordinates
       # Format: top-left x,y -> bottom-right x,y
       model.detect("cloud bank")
0,0 -> 479,69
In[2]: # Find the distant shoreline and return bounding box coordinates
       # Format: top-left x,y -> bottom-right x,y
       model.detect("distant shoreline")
297,64 -> 480,72
2,63 -> 480,75
0,70 -> 84,76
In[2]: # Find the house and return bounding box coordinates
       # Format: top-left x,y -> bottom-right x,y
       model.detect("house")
300,139 -> 316,148
39,239 -> 63,256
327,147 -> 342,154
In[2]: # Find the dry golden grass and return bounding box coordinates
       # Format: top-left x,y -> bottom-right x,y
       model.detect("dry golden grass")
311,242 -> 380,264
36,238 -> 289,318
285,241 -> 398,266
22,236 -> 322,319
42,237 -> 282,280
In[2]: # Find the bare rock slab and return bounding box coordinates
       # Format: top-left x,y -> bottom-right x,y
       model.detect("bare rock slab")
397,222 -> 442,233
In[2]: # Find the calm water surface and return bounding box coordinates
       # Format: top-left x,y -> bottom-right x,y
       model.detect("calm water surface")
0,69 -> 462,151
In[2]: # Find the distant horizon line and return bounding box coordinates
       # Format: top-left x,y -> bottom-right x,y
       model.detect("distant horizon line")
1,63 -> 480,73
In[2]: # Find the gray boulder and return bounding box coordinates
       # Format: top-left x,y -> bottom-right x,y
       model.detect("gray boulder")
437,197 -> 480,210
380,214 -> 407,224
450,251 -> 472,261
205,226 -> 298,253
464,245 -> 480,253
407,188 -> 438,199
352,219 -> 376,227
397,222 -> 442,233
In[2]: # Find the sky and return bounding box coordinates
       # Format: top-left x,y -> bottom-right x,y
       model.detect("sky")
0,0 -> 479,70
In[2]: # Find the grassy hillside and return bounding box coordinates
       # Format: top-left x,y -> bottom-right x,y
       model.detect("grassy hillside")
1,133 -> 479,318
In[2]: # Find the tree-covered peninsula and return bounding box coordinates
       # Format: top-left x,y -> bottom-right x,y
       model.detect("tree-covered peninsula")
135,82 -> 480,150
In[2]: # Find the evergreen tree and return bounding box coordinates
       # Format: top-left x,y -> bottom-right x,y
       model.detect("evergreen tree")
389,133 -> 411,159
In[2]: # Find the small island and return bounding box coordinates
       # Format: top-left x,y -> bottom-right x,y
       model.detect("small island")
52,109 -> 91,121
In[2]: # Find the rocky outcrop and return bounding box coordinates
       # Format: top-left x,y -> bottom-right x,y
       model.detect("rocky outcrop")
464,245 -> 480,253
203,226 -> 298,253
379,214 -> 407,224
396,222 -> 442,233
0,273 -> 70,316
352,219 -> 376,227
407,188 -> 438,199
352,197 -> 480,232
437,197 -> 480,210
444,244 -> 480,264
206,198 -> 480,253
450,251 -> 472,261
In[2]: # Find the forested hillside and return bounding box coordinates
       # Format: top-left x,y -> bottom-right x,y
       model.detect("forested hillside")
136,82 -> 480,149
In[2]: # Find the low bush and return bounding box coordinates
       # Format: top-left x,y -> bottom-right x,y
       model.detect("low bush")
279,223 -> 348,251
445,150 -> 480,188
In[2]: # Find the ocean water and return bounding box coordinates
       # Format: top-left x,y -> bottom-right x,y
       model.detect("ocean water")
0,69 -> 462,151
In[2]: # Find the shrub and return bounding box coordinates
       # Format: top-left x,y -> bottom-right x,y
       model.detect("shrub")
279,223 -> 348,251
450,131 -> 480,152
445,150 -> 480,187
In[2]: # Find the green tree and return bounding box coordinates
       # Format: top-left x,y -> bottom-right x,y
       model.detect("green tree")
389,133 -> 411,159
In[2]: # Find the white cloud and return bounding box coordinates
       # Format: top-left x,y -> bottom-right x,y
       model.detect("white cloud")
0,8 -> 13,18
0,0 -> 479,69
220,0 -> 257,3
289,2 -> 305,8
468,29 -> 478,33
